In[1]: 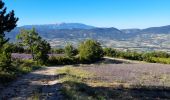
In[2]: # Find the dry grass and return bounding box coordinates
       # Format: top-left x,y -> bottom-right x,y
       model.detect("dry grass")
57,63 -> 170,100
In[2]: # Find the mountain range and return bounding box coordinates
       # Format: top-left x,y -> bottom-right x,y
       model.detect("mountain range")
6,23 -> 170,52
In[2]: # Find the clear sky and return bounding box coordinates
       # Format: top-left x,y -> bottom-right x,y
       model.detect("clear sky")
4,0 -> 170,29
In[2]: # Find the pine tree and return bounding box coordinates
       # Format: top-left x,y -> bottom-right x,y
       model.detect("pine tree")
0,0 -> 18,71
0,0 -> 18,48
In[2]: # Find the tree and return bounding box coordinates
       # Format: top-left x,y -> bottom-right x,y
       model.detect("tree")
8,43 -> 25,53
17,28 -> 51,64
17,28 -> 40,60
64,43 -> 77,57
0,43 -> 13,71
78,39 -> 103,63
0,0 -> 18,72
0,0 -> 18,48
34,39 -> 51,64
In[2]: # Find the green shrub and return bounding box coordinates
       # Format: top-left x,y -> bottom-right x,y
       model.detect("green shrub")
0,59 -> 41,84
48,56 -> 79,65
0,44 -> 14,73
51,48 -> 64,54
148,57 -> 170,64
78,39 -> 103,63
121,51 -> 143,61
103,48 -> 117,57
64,43 -> 77,58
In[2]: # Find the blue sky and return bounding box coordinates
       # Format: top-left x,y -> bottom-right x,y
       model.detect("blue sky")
4,0 -> 170,29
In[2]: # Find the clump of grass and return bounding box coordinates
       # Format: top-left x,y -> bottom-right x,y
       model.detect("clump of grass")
29,86 -> 43,100
57,66 -> 93,82
12,59 -> 42,75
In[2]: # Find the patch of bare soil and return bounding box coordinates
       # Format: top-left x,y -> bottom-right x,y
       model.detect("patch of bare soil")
0,67 -> 63,100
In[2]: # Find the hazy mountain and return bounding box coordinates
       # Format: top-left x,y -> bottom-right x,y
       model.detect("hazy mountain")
6,24 -> 125,41
21,23 -> 95,30
141,25 -> 170,34
121,29 -> 141,34
6,23 -> 170,51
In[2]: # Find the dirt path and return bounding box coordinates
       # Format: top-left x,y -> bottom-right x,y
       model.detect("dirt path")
104,57 -> 146,64
0,66 -> 63,100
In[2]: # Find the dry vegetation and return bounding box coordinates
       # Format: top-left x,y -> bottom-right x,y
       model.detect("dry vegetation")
57,62 -> 170,100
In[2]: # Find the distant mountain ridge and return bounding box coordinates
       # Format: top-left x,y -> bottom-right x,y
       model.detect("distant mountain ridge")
21,23 -> 95,29
141,25 -> 170,34
7,23 -> 170,40
6,23 -> 170,51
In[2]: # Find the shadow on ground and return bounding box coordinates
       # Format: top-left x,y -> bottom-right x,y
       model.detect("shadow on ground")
1,70 -> 170,100
61,81 -> 170,100
95,58 -> 132,65
0,67 -> 64,100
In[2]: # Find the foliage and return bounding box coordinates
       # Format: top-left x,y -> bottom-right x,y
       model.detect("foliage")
78,39 -> 103,63
149,57 -> 170,64
103,47 -> 170,64
17,28 -> 40,60
0,59 -> 41,84
48,56 -> 79,66
51,48 -> 64,54
64,43 -> 77,57
8,43 -> 25,53
33,39 -> 51,64
103,48 -> 117,57
0,0 -> 18,48
0,44 -> 13,72
0,0 -> 18,74
17,28 -> 51,64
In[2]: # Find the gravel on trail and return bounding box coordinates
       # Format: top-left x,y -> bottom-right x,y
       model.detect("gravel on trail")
0,67 -> 63,100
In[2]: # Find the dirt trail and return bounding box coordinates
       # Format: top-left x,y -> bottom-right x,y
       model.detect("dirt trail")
104,57 -> 145,64
0,66 -> 63,100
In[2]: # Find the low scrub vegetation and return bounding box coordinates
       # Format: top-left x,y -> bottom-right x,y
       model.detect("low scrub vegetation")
104,48 -> 170,64
78,39 -> 104,63
0,59 -> 41,84
48,56 -> 79,66
48,39 -> 104,65
149,57 -> 170,64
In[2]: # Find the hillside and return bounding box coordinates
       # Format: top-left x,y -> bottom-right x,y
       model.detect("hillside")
6,23 -> 170,51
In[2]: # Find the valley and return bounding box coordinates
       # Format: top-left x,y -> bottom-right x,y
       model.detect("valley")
7,23 -> 170,52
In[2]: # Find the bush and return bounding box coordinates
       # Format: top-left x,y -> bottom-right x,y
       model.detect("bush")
104,48 -> 143,61
146,57 -> 170,64
103,48 -> 170,64
64,44 -> 77,58
0,59 -> 41,84
78,39 -> 103,63
103,48 -> 117,57
48,56 -> 79,65
51,48 -> 64,54
120,51 -> 143,61
0,44 -> 13,72
9,43 -> 25,53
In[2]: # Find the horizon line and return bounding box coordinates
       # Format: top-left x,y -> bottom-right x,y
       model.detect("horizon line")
17,22 -> 170,30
